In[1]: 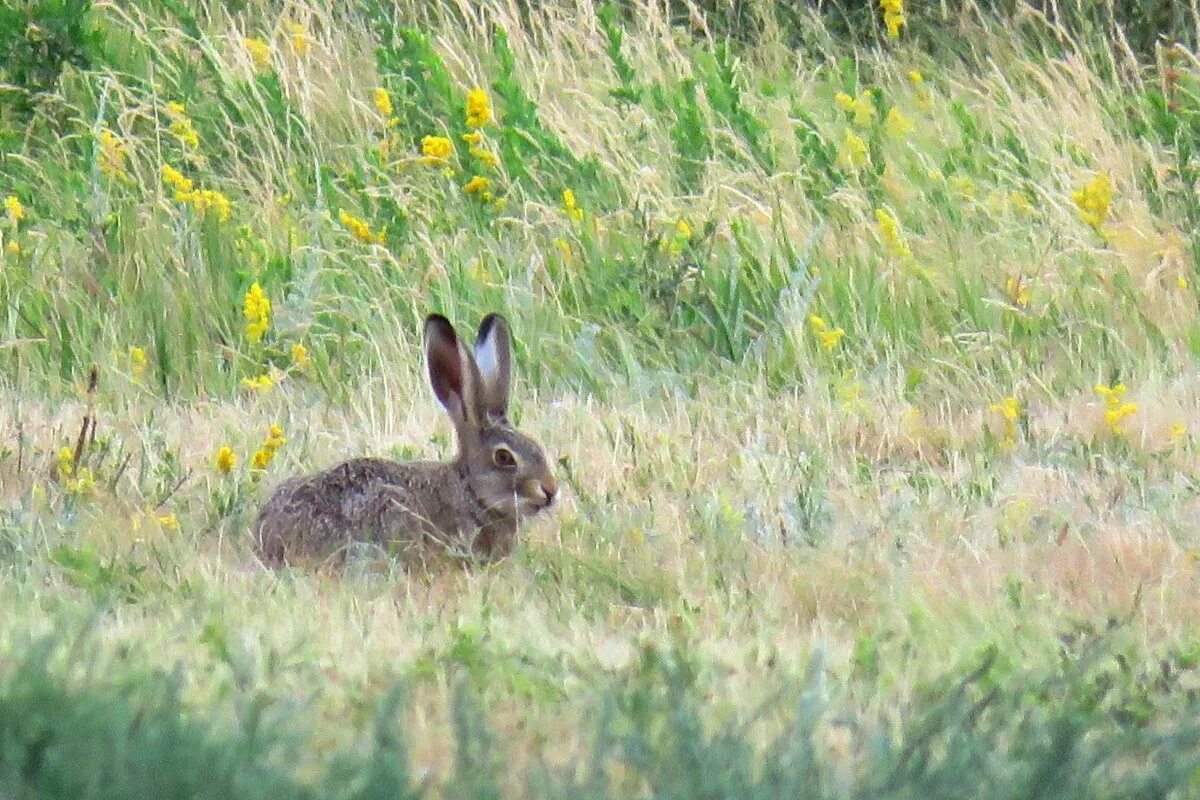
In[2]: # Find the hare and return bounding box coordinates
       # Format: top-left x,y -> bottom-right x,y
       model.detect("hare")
253,313 -> 557,565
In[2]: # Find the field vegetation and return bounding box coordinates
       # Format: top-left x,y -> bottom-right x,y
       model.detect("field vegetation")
3,0 -> 1200,795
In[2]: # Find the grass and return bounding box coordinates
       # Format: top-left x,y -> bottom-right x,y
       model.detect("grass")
2,0 -> 1200,794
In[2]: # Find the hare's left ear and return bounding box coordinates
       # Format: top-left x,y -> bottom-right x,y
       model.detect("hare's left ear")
474,313 -> 511,420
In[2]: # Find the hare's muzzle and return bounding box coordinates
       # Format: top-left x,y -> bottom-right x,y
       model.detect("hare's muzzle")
540,475 -> 558,506
522,476 -> 557,508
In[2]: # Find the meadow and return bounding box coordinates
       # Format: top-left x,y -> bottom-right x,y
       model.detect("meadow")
2,0 -> 1200,795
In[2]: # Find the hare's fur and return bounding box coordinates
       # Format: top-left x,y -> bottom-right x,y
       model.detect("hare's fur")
252,313 -> 556,565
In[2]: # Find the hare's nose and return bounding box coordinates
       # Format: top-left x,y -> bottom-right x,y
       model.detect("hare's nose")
541,476 -> 558,505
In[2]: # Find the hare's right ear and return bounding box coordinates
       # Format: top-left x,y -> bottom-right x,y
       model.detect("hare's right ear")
425,314 -> 482,430
474,313 -> 511,421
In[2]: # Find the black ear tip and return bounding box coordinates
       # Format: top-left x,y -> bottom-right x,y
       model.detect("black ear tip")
424,314 -> 456,339
477,312 -> 509,341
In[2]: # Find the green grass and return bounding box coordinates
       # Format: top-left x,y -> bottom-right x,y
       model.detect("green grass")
2,0 -> 1200,794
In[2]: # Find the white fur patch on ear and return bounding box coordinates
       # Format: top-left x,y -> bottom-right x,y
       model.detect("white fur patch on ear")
475,328 -> 500,381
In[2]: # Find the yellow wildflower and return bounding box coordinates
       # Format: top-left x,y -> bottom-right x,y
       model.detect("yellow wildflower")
240,373 -> 275,393
676,219 -> 692,239
470,147 -> 499,168
5,195 -> 24,223
4,241 -> 18,256
808,315 -> 846,351
98,130 -> 126,177
464,175 -> 490,195
56,447 -> 74,478
1177,275 -> 1189,290
874,208 -> 911,260
338,209 -> 385,244
1170,422 -> 1188,442
155,512 -> 181,532
907,70 -> 933,110
66,467 -> 96,497
250,423 -> 286,471
988,396 -> 1020,448
562,189 -> 584,222
164,102 -> 199,149
1072,172 -> 1113,231
129,346 -> 148,380
835,90 -> 876,126
161,164 -> 194,195
244,37 -> 271,70
885,107 -> 914,138
373,87 -> 393,118
837,130 -> 869,171
265,424 -> 286,450
1094,383 -> 1137,436
291,342 -> 309,369
175,187 -> 231,221
880,0 -> 906,38
1004,276 -> 1031,308
214,445 -> 236,474
466,87 -> 492,128
553,237 -> 573,263
243,282 -> 271,344
286,21 -> 310,56
421,135 -> 453,165
461,131 -> 483,146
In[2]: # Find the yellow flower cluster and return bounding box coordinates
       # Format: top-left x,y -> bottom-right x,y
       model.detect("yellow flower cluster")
466,87 -> 492,128
161,164 -> 231,221
251,424 -> 287,471
874,208 -> 911,260
56,446 -> 95,496
1072,173 -> 1112,231
132,506 -> 180,532
286,21 -> 310,56
373,87 -> 393,118
835,90 -> 875,126
244,37 -> 272,70
464,175 -> 491,200
885,107 -> 914,138
421,135 -> 453,165
98,130 -> 126,178
166,102 -> 200,150
129,346 -> 148,381
880,0 -> 906,38
988,396 -> 1020,448
461,131 -> 499,168
808,315 -> 846,351
291,342 -> 309,369
338,209 -> 385,244
5,195 -> 24,224
907,70 -> 933,111
1095,383 -> 1137,436
838,130 -> 869,171
562,189 -> 584,222
1004,276 -> 1031,308
243,282 -> 271,344
214,445 -> 236,473
240,373 -> 275,393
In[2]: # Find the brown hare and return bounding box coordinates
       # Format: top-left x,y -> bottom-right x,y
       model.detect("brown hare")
253,313 -> 557,565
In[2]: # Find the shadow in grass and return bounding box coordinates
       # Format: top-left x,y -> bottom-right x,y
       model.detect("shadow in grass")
3,618 -> 1200,798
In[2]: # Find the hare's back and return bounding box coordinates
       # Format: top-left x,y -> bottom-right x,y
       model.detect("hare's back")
254,457 -> 438,562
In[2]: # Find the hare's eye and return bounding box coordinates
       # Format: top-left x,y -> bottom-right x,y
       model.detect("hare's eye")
492,447 -> 517,469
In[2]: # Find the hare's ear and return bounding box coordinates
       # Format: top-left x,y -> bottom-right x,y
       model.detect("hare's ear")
425,314 -> 483,429
474,313 -> 511,421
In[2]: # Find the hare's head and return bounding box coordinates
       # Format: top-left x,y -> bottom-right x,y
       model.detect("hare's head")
425,313 -> 557,520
